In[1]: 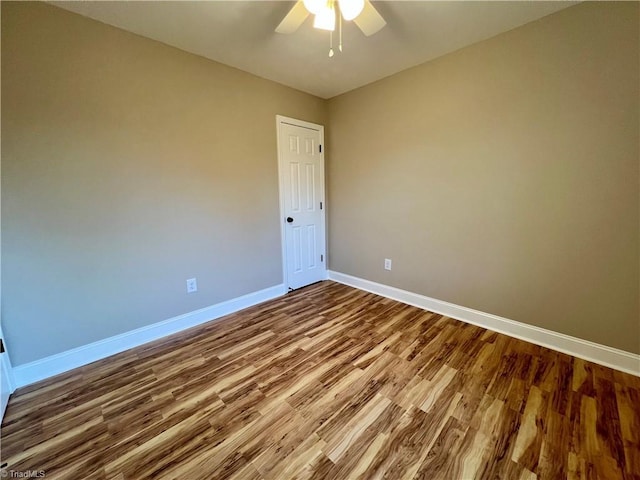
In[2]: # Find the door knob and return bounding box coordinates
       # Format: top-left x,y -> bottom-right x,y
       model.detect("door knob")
286,217 -> 294,223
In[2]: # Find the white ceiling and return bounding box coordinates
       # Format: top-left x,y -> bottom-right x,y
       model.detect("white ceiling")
52,1 -> 576,99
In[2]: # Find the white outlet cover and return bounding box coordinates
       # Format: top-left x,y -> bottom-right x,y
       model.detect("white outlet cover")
186,278 -> 198,293
384,259 -> 392,270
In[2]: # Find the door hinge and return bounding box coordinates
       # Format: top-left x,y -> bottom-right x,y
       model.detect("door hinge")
0,338 -> 4,354
319,144 -> 322,153
321,254 -> 324,262
320,201 -> 323,210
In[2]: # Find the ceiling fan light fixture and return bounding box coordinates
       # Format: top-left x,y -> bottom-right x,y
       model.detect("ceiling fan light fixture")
339,0 -> 364,21
313,2 -> 336,31
303,0 -> 325,15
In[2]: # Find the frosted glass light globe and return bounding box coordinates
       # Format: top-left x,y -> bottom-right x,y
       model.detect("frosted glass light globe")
313,3 -> 336,31
303,0 -> 326,15
339,0 -> 364,21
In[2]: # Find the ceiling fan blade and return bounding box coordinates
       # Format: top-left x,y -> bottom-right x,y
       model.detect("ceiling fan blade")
276,1 -> 310,34
353,0 -> 386,37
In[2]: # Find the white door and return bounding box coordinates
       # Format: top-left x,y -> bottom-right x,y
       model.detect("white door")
277,116 -> 326,291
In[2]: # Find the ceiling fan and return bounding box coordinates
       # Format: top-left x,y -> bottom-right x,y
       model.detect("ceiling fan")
276,0 -> 386,37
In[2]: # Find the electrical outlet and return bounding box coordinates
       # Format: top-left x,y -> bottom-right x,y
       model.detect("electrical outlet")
186,278 -> 197,293
384,258 -> 392,270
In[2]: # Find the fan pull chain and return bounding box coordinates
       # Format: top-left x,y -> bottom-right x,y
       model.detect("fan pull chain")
339,10 -> 343,52
329,31 -> 334,57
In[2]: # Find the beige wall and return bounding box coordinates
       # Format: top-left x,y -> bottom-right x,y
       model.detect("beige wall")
328,2 -> 639,354
1,2 -> 326,365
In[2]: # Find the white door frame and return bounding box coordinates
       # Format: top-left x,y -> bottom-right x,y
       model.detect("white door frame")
0,322 -> 16,422
276,115 -> 327,291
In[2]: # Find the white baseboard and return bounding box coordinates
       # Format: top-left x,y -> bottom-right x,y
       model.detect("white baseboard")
12,284 -> 286,389
328,271 -> 640,377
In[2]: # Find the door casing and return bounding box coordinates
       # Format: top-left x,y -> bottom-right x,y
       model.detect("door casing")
0,323 -> 15,422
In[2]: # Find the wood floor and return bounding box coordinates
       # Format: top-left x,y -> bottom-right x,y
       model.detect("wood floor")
1,281 -> 639,479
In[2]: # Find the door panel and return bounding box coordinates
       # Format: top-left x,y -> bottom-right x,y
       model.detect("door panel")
278,119 -> 326,290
